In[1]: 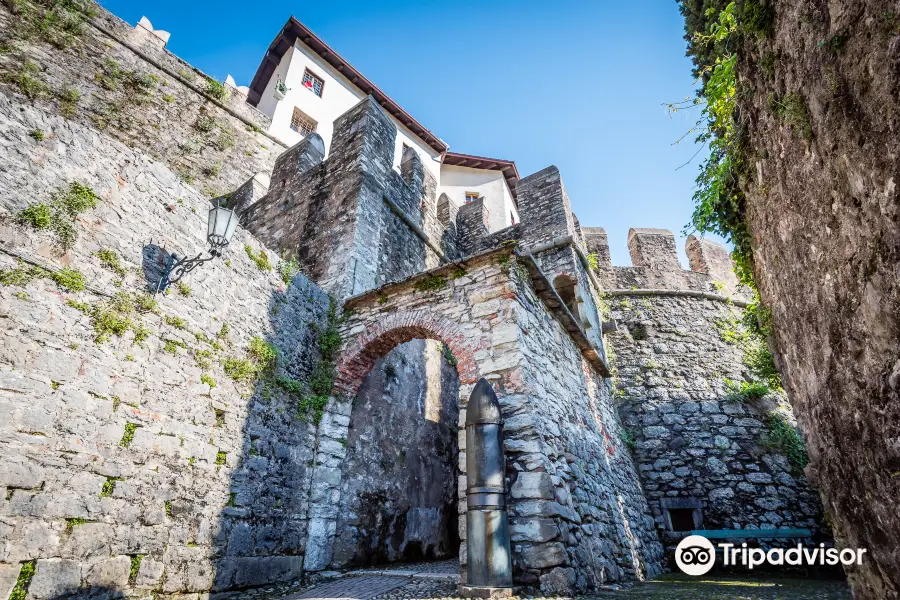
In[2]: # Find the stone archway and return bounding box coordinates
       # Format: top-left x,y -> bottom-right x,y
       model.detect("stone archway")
302,251 -> 527,574
334,310 -> 480,396
328,312 -> 478,568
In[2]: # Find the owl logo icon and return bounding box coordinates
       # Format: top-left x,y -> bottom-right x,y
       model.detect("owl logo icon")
675,535 -> 716,576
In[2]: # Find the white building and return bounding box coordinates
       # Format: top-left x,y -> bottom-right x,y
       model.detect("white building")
245,17 -> 520,232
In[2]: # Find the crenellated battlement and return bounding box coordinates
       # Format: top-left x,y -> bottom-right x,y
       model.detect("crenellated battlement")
235,106 -> 747,306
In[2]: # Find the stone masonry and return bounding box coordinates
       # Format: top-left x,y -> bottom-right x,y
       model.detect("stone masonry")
0,1 -> 829,598
601,230 -> 826,554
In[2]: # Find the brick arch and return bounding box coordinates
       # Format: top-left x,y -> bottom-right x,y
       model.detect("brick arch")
334,310 -> 479,396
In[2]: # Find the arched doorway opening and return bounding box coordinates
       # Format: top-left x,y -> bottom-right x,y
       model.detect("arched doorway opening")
330,319 -> 475,568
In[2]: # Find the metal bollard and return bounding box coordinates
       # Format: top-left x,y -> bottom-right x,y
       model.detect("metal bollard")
461,378 -> 513,598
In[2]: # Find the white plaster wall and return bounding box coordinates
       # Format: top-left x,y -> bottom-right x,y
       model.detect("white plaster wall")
439,164 -> 519,232
257,41 -> 441,184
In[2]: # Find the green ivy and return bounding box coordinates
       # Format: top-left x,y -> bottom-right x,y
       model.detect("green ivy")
763,413 -> 809,472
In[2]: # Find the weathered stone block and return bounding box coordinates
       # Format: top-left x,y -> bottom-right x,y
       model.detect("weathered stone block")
28,558 -> 82,599
519,542 -> 567,569
85,555 -> 131,588
510,472 -> 554,500
539,566 -> 576,595
510,518 -> 560,543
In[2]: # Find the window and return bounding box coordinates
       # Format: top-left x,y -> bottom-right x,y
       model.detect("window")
464,192 -> 480,205
301,68 -> 324,97
667,509 -> 697,533
290,107 -> 317,136
660,498 -> 702,533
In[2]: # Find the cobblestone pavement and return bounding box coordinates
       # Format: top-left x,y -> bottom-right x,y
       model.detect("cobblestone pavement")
253,572 -> 851,600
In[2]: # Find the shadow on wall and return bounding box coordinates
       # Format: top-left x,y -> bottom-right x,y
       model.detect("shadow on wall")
330,339 -> 461,568
208,272 -> 330,592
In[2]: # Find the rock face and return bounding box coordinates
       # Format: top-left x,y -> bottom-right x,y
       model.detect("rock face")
730,2 -> 900,596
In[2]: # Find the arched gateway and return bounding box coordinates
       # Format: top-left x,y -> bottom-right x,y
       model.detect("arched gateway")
301,247 -> 664,591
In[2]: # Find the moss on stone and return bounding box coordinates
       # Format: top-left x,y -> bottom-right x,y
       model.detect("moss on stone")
16,181 -> 100,250
204,79 -> 228,101
222,356 -> 256,383
64,517 -> 88,533
9,559 -> 35,600
128,555 -> 142,585
244,244 -> 272,272
201,373 -> 216,388
3,60 -> 48,100
164,315 -> 186,330
413,273 -> 447,293
95,248 -> 126,278
100,476 -> 120,497
120,422 -> 139,448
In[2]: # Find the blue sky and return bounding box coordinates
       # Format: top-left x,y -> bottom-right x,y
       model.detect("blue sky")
100,0 -> 721,266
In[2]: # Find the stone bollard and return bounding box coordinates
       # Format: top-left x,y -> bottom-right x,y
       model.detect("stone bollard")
459,378 -> 513,599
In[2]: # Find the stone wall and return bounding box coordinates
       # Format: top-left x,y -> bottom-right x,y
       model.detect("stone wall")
327,250 -> 664,595
609,294 -> 825,549
0,55 -> 333,599
242,97 -> 444,303
0,1 -> 284,202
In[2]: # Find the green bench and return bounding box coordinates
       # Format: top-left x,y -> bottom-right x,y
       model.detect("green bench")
691,528 -> 813,540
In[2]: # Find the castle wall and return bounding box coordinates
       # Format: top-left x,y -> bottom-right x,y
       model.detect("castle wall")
0,3 -> 284,201
598,229 -> 827,555
609,295 -> 825,548
0,88 -> 332,596
328,251 -> 664,594
242,96 -> 445,302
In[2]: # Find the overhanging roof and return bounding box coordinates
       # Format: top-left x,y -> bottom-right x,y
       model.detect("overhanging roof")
248,17 -> 448,155
442,151 -> 520,202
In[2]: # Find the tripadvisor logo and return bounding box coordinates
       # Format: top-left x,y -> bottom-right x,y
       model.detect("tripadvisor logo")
675,535 -> 867,576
